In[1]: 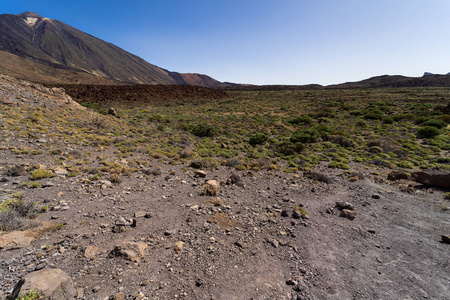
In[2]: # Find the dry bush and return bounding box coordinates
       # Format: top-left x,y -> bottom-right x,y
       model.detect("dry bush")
0,199 -> 37,231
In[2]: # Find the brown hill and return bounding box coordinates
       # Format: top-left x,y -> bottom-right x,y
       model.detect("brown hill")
327,74 -> 450,89
0,11 -> 224,86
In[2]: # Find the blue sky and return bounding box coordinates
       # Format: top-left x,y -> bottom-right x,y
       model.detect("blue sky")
2,0 -> 450,85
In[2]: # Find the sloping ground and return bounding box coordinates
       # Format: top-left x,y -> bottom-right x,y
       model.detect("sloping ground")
52,84 -> 228,105
0,51 -> 117,85
0,77 -> 448,299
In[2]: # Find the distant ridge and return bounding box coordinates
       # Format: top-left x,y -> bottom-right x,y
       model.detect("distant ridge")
327,74 -> 450,89
423,72 -> 450,76
0,11 -> 227,86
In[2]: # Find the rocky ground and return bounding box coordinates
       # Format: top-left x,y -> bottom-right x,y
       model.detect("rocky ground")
0,76 -> 449,299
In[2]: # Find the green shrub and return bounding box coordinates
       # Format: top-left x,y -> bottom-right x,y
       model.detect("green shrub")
382,116 -> 394,124
249,133 -> 268,146
17,289 -> 43,300
364,111 -> 383,120
420,119 -> 447,129
290,128 -> 320,143
30,169 -> 54,180
287,115 -> 313,125
276,142 -> 305,155
417,126 -> 440,139
192,124 -> 218,137
328,161 -> 350,169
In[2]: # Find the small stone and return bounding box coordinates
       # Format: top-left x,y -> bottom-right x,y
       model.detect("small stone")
41,181 -> 55,188
195,170 -> 207,178
195,278 -> 204,287
441,235 -> 450,244
281,210 -> 289,217
35,262 -> 46,270
368,229 -> 376,234
111,292 -> 124,300
92,285 -> 101,293
140,280 -> 150,286
164,229 -> 177,236
53,167 -> 68,176
234,240 -> 244,248
84,246 -> 98,259
112,226 -> 125,233
286,278 -> 298,286
270,239 -> 279,248
372,194 -> 381,199
174,241 -> 185,253
115,217 -> 127,226
144,213 -> 152,218
134,211 -> 147,218
51,215 -> 59,220
111,241 -> 147,262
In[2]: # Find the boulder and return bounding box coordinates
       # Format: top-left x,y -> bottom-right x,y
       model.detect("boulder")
411,171 -> 450,188
335,201 -> 354,211
340,209 -> 356,220
10,269 -> 75,300
0,231 -> 35,250
110,241 -> 147,262
387,170 -> 409,181
108,107 -> 120,118
5,165 -> 28,176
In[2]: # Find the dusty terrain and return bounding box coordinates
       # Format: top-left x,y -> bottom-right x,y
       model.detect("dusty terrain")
0,76 -> 449,300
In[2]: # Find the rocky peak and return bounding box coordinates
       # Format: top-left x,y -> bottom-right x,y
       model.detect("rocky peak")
17,11 -> 43,19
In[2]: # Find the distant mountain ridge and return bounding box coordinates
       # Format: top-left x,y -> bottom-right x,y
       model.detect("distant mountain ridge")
0,11 -> 224,86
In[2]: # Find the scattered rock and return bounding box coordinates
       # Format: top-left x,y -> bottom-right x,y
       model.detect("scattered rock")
115,217 -> 128,226
84,245 -> 98,259
134,211 -> 147,218
0,230 -> 35,250
92,285 -> 101,293
411,171 -> 450,188
110,292 -> 124,300
228,173 -> 244,187
335,201 -> 354,211
441,235 -> 450,244
110,241 -> 147,262
112,225 -> 126,233
5,165 -> 28,176
372,194 -> 381,199
200,180 -> 220,196
340,209 -> 356,220
174,241 -> 185,253
10,268 -> 75,300
164,229 -> 177,236
108,107 -> 120,118
292,206 -> 308,219
190,161 -> 203,169
195,170 -> 207,178
53,167 -> 68,176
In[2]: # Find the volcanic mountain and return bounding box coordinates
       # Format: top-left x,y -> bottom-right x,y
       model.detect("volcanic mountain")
0,11 -> 223,86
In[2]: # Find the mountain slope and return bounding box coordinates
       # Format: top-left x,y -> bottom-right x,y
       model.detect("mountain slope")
0,11 -> 222,86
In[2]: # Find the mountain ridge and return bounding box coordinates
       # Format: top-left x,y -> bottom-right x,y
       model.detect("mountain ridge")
0,11 -> 224,86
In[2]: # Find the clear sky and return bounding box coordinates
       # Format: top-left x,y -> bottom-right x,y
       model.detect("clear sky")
2,0 -> 450,85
